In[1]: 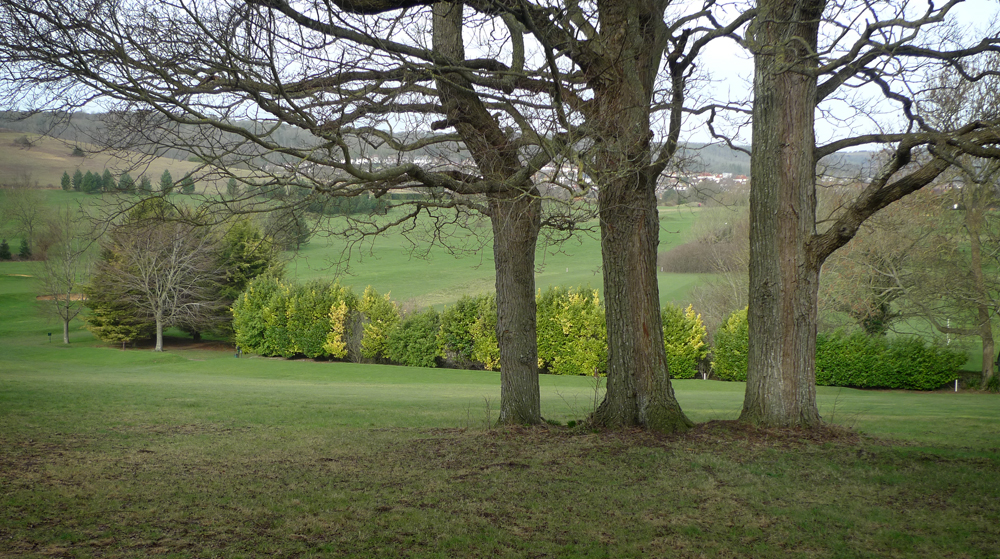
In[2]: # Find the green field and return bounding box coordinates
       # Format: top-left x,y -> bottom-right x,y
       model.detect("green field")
3,250 -> 1000,557
287,205 -> 709,308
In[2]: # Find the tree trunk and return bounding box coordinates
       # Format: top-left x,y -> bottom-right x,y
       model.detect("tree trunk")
433,2 -> 542,424
592,178 -> 692,432
491,193 -> 542,425
587,0 -> 691,433
965,199 -> 996,386
62,318 -> 70,344
155,313 -> 164,352
740,0 -> 825,428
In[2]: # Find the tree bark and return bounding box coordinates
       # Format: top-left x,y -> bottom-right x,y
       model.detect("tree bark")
740,0 -> 825,428
155,312 -> 164,352
433,2 -> 542,424
588,0 -> 691,432
63,319 -> 70,344
592,178 -> 692,432
491,193 -> 542,424
965,198 -> 996,386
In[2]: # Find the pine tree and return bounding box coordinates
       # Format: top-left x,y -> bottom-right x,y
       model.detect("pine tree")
118,172 -> 135,193
72,169 -> 83,191
18,239 -> 31,260
0,240 -> 11,260
101,169 -> 116,192
226,178 -> 239,197
159,170 -> 173,194
138,175 -> 152,193
81,171 -> 100,194
180,175 -> 195,194
61,171 -> 71,191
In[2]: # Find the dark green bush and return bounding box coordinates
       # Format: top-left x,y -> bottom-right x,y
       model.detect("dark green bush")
815,331 -> 966,390
386,308 -> 441,367
438,295 -> 483,366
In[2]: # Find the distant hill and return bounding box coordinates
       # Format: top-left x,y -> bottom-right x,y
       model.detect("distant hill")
0,129 -> 203,189
676,142 -> 876,178
1,111 -> 877,182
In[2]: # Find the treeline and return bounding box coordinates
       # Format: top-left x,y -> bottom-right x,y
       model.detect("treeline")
59,168 -> 195,194
232,279 -> 711,379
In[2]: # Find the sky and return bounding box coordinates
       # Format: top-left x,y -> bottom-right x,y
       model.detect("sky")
686,0 -> 1000,147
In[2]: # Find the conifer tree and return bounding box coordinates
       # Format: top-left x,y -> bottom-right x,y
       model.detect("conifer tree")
159,170 -> 173,194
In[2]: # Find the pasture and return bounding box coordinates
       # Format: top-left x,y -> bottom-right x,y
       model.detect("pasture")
2,255 -> 1000,557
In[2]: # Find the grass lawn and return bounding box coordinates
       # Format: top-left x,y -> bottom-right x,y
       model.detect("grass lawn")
2,265 -> 1000,558
285,206 -> 708,309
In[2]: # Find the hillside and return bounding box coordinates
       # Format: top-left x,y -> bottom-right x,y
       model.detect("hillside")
0,129 -> 202,189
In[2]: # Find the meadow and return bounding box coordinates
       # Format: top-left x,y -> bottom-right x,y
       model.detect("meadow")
3,228 -> 1000,557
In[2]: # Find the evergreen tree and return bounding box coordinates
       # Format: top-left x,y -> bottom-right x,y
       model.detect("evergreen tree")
18,238 -> 31,259
118,172 -> 135,193
60,171 -> 71,191
101,169 -> 116,192
138,175 -> 152,193
81,171 -> 100,194
159,169 -> 173,194
71,169 -> 83,191
0,240 -> 11,260
180,175 -> 195,194
226,178 -> 239,197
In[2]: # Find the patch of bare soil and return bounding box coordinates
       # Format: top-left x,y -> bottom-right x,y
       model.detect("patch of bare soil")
35,293 -> 86,301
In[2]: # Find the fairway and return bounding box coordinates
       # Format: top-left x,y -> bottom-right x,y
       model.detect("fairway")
2,267 -> 1000,557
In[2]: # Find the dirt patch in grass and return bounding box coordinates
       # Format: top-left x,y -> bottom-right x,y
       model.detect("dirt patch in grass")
35,293 -> 86,301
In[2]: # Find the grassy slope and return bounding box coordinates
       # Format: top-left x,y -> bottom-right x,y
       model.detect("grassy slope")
290,206 -> 709,309
0,131 -> 202,189
2,267 -> 999,558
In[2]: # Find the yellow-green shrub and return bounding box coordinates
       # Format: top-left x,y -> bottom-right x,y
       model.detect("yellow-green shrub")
358,286 -> 400,360
536,286 -> 607,376
469,294 -> 499,370
662,303 -> 708,379
712,307 -> 749,381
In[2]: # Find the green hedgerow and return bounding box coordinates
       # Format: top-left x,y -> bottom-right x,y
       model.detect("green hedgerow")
712,307 -> 748,381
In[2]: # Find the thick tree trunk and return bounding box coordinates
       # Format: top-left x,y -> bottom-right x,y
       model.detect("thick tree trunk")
740,0 -> 825,428
588,0 -> 691,432
491,193 -> 542,424
433,2 -> 541,424
592,178 -> 692,432
63,318 -> 70,344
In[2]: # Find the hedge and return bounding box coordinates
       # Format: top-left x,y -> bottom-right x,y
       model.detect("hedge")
712,307 -> 749,381
233,278 -> 721,377
816,331 -> 966,390
662,303 -> 709,379
709,307 -> 966,389
536,287 -> 607,376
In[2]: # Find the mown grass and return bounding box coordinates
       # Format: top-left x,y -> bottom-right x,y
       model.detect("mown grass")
2,265 -> 999,558
286,206 -> 707,308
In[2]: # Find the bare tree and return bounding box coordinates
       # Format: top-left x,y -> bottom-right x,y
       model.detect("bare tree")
719,0 -> 1000,427
36,206 -> 94,343
0,179 -> 47,256
96,219 -> 225,351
